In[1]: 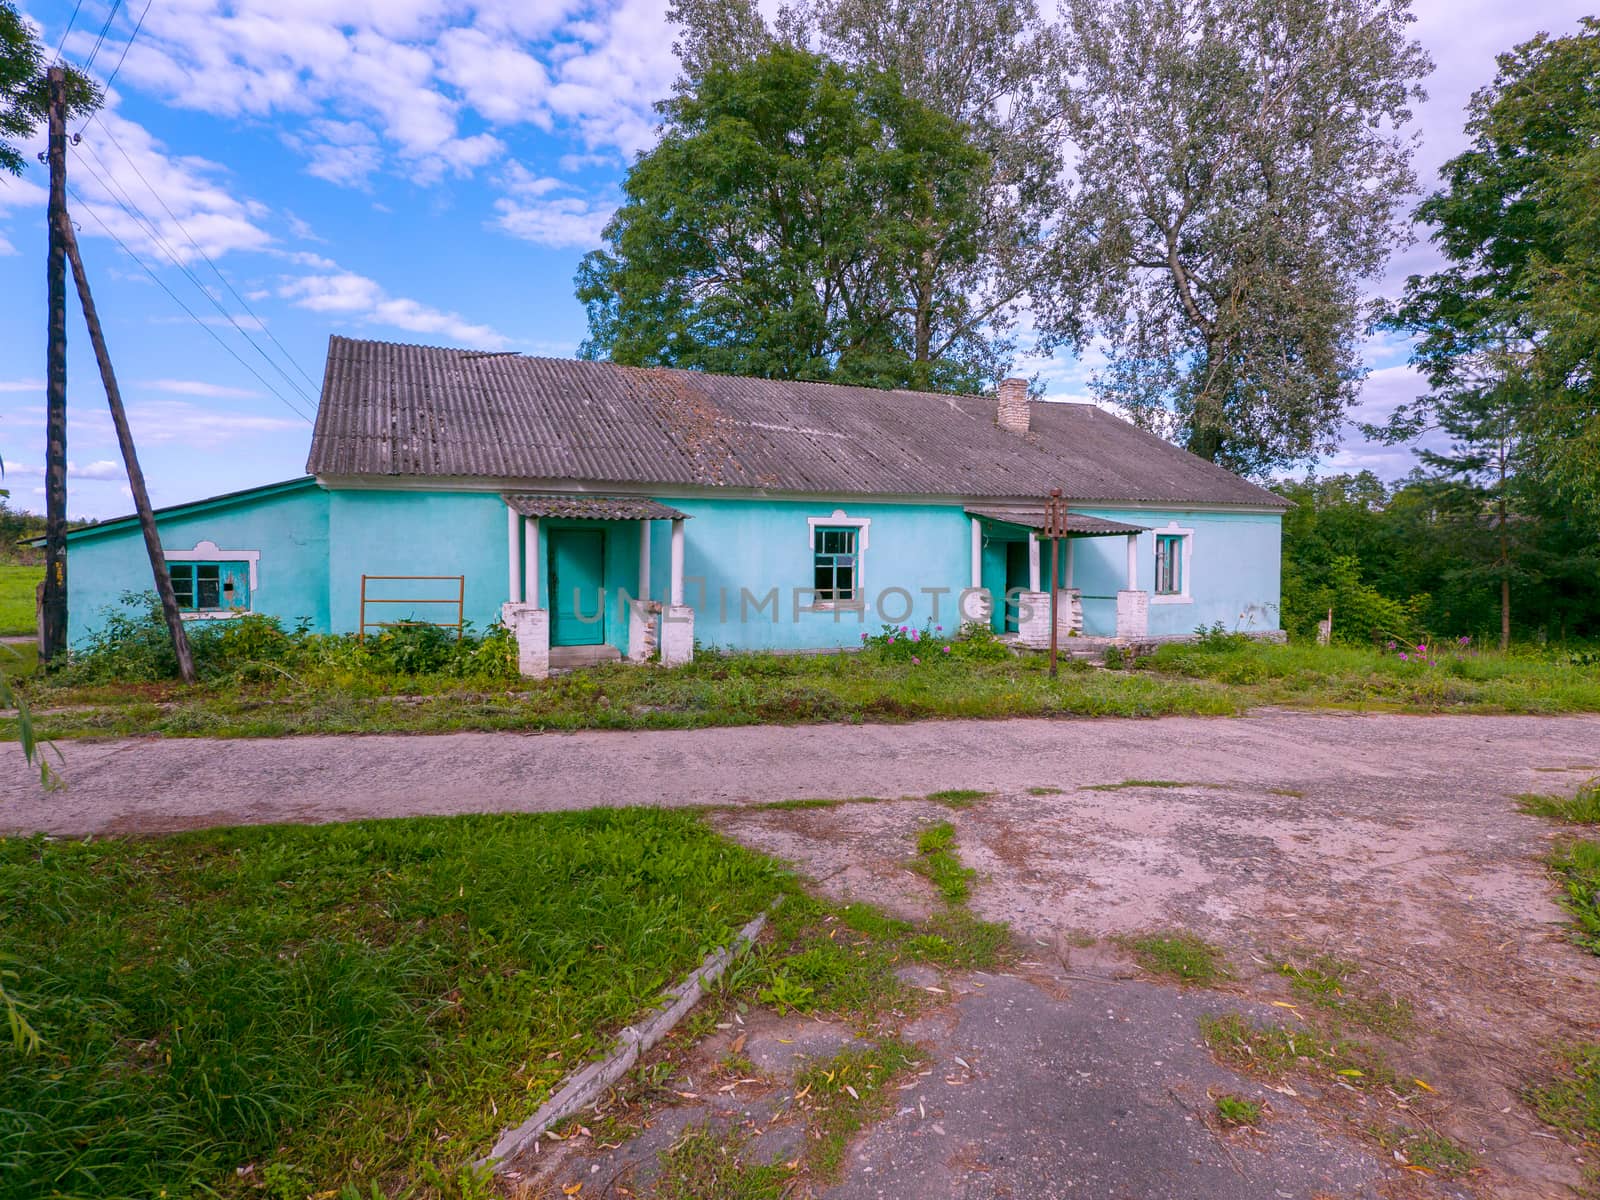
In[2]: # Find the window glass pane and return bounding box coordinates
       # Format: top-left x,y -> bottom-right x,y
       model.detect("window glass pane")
835,565 -> 854,597
170,564 -> 195,609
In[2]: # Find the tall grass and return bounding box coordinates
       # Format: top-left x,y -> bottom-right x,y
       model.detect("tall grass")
7,635 -> 1600,742
0,811 -> 785,1198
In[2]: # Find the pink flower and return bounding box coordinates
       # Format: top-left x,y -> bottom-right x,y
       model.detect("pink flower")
911,656 -> 921,665
911,629 -> 921,642
942,645 -> 951,654
935,625 -> 943,632
1398,653 -> 1409,661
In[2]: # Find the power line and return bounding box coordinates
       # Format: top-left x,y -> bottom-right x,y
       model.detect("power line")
94,0 -> 154,100
80,0 -> 124,74
51,0 -> 88,65
71,143 -> 320,410
84,116 -> 322,390
66,183 -> 316,424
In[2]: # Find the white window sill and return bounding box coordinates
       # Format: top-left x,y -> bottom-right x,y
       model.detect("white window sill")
1150,594 -> 1192,605
179,610 -> 254,621
800,601 -> 866,614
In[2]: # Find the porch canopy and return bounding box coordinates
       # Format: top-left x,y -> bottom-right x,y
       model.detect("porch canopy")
963,505 -> 1146,537
964,505 -> 1149,595
502,494 -> 689,521
501,493 -> 693,611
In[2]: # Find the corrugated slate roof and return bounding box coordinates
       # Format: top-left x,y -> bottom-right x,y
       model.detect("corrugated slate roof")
308,336 -> 1286,508
503,494 -> 689,521
963,506 -> 1147,536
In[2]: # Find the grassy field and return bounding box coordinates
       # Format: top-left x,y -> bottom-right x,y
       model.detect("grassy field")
0,810 -> 790,1199
5,635 -> 1600,741
0,564 -> 39,637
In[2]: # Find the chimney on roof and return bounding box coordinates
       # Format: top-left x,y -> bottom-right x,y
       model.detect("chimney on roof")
996,377 -> 1030,435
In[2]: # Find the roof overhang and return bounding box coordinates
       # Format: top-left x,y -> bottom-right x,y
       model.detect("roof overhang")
502,493 -> 690,521
964,506 -> 1148,537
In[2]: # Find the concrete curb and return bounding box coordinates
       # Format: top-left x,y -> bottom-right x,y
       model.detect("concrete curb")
481,897 -> 780,1170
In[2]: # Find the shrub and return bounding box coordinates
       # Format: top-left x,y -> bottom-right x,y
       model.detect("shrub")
59,593 -> 518,686
1282,555 -> 1427,645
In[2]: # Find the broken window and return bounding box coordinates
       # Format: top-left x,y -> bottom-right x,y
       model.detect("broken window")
168,561 -> 251,612
812,526 -> 859,603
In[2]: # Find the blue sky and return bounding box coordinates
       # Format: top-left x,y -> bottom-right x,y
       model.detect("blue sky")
0,0 -> 1593,520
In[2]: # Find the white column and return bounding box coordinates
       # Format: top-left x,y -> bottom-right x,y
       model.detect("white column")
1064,538 -> 1075,589
970,518 -> 982,588
1126,532 -> 1139,591
1028,532 -> 1041,593
670,518 -> 685,607
638,521 -> 652,601
525,517 -> 540,608
506,507 -> 522,604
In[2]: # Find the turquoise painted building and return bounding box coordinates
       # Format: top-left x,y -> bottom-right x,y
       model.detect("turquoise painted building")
61,337 -> 1286,671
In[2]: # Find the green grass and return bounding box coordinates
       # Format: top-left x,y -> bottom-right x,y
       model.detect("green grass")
1527,1043 -> 1600,1144
791,1040 -> 919,1179
927,788 -> 986,809
1027,785 -> 1062,795
1198,1012 -> 1409,1094
1548,838 -> 1600,954
0,564 -> 39,637
10,638 -> 1600,742
911,821 -> 976,904
1276,954 -> 1414,1037
734,894 -> 1009,1022
1517,779 -> 1600,824
1369,1125 -> 1475,1175
1121,931 -> 1231,986
1082,779 -> 1221,791
1214,1094 -> 1262,1126
0,810 -> 788,1198
653,1125 -> 796,1200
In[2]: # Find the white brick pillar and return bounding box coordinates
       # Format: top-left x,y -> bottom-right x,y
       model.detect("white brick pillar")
628,599 -> 661,663
1015,591 -> 1051,648
662,517 -> 693,665
1115,590 -> 1149,639
501,602 -> 549,678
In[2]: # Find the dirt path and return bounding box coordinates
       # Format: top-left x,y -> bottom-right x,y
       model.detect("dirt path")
3,711 -> 1598,836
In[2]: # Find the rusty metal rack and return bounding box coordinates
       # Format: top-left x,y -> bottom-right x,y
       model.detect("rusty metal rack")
358,574 -> 466,641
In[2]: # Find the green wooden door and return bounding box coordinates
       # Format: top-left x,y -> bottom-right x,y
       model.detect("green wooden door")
550,529 -> 605,646
1004,541 -> 1029,633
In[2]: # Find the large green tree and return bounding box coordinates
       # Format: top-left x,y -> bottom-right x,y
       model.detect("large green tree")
577,48 -> 1012,393
1381,18 -> 1600,645
1043,0 -> 1431,475
0,2 -> 99,177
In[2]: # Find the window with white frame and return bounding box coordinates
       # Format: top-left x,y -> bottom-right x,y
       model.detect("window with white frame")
806,511 -> 869,608
813,526 -> 859,602
169,561 -> 252,612
164,541 -> 260,616
1153,527 -> 1191,601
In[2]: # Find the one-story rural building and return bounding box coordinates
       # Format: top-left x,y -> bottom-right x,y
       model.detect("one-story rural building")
59,335 -> 1286,674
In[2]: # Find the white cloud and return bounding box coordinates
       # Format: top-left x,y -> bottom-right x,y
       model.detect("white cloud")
491,165 -> 614,248
0,232 -> 15,256
0,380 -> 44,393
73,461 -> 126,481
140,379 -> 264,399
65,106 -> 275,264
278,269 -> 509,348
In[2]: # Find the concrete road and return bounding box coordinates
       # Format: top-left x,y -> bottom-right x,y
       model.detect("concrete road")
2,711 -> 1596,836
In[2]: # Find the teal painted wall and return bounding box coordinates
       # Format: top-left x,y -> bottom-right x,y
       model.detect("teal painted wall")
65,481 -> 330,645
1067,507 -> 1283,637
657,497 -> 975,651
327,490 -> 510,636
65,482 -> 1282,651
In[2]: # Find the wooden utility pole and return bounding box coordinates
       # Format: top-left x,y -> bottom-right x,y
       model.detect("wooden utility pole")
59,217 -> 198,684
1044,488 -> 1066,679
40,67 -> 68,665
